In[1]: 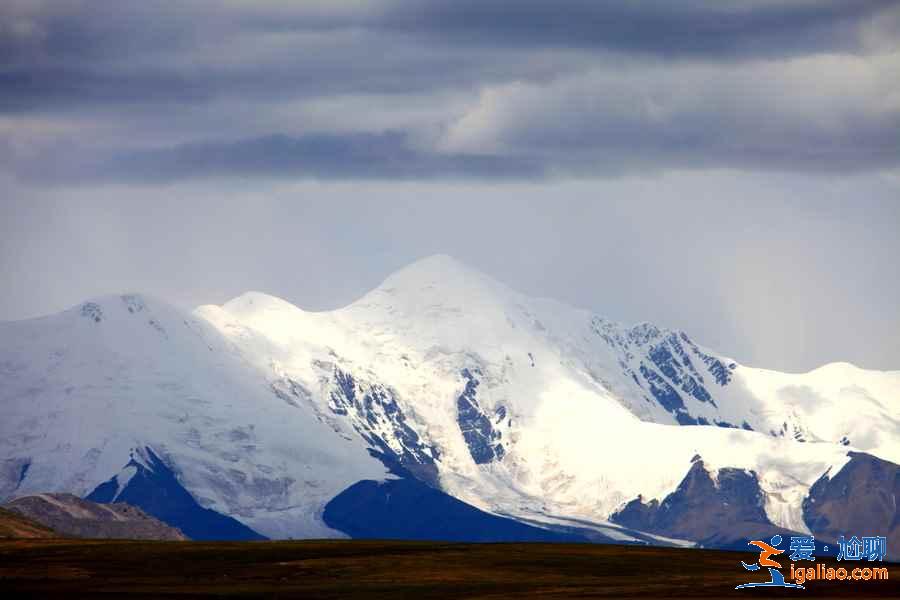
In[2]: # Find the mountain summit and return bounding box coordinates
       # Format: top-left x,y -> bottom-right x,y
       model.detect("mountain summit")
1,256 -> 898,549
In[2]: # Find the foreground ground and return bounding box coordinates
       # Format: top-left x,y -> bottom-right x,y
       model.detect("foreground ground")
0,539 -> 896,599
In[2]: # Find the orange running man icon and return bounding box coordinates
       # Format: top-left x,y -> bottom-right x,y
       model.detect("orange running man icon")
736,534 -> 804,590
748,539 -> 783,568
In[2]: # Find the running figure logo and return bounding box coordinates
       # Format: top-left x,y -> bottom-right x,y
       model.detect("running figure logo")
736,535 -> 805,590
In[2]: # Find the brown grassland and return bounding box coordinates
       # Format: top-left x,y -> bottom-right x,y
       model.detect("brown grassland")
0,539 -> 896,599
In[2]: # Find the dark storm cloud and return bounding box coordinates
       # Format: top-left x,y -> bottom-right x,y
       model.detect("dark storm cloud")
1,1 -> 898,182
0,68 -> 213,113
17,132 -> 540,183
10,1 -> 888,65
0,11 -> 563,116
17,111 -> 898,183
378,0 -> 896,58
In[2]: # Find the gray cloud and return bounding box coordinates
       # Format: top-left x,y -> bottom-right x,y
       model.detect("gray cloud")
439,54 -> 900,176
16,132 -> 541,183
2,2 -> 898,380
11,1 -> 891,64
377,0 -> 897,58
1,1 -> 898,182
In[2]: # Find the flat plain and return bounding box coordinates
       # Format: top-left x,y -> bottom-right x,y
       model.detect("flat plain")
0,539 -> 896,599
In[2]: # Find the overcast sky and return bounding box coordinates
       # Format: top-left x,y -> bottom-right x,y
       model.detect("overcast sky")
1,1 -> 899,372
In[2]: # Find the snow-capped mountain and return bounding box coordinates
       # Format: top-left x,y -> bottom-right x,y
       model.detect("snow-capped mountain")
1,255 -> 898,549
0,294 -> 385,539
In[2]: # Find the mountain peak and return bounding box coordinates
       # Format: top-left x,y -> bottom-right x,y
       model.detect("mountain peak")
61,293 -> 185,327
222,290 -> 303,316
382,254 -> 484,285
356,254 -> 516,317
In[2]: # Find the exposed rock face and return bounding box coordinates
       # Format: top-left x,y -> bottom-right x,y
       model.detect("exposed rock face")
457,368 -> 505,464
3,494 -> 186,540
0,507 -> 55,538
327,367 -> 440,486
590,319 -> 736,425
803,452 -> 900,559
611,458 -> 786,549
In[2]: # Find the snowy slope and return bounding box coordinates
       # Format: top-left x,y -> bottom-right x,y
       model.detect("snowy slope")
0,255 -> 897,542
0,294 -> 386,539
197,255 -> 896,535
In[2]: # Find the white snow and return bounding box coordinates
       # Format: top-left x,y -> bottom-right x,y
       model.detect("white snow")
0,293 -> 387,539
1,254 -> 897,539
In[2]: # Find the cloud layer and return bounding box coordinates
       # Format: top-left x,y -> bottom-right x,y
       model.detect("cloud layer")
2,1 -> 898,182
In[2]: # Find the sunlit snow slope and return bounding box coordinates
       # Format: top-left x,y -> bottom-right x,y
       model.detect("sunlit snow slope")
1,255 -> 897,542
0,294 -> 386,539
201,255 -> 898,533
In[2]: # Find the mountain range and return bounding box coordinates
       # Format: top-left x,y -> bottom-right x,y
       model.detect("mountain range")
1,255 -> 897,553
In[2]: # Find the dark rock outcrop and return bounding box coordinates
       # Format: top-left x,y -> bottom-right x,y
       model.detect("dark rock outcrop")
328,367 -> 441,486
4,493 -> 186,540
611,458 -> 791,550
591,319 -> 736,424
457,368 -> 505,464
803,451 -> 899,560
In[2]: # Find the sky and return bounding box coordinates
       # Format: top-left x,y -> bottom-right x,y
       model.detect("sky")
1,1 -> 899,372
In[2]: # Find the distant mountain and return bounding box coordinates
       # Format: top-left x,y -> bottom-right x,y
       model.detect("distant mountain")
1,255 -> 897,551
4,494 -> 186,540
